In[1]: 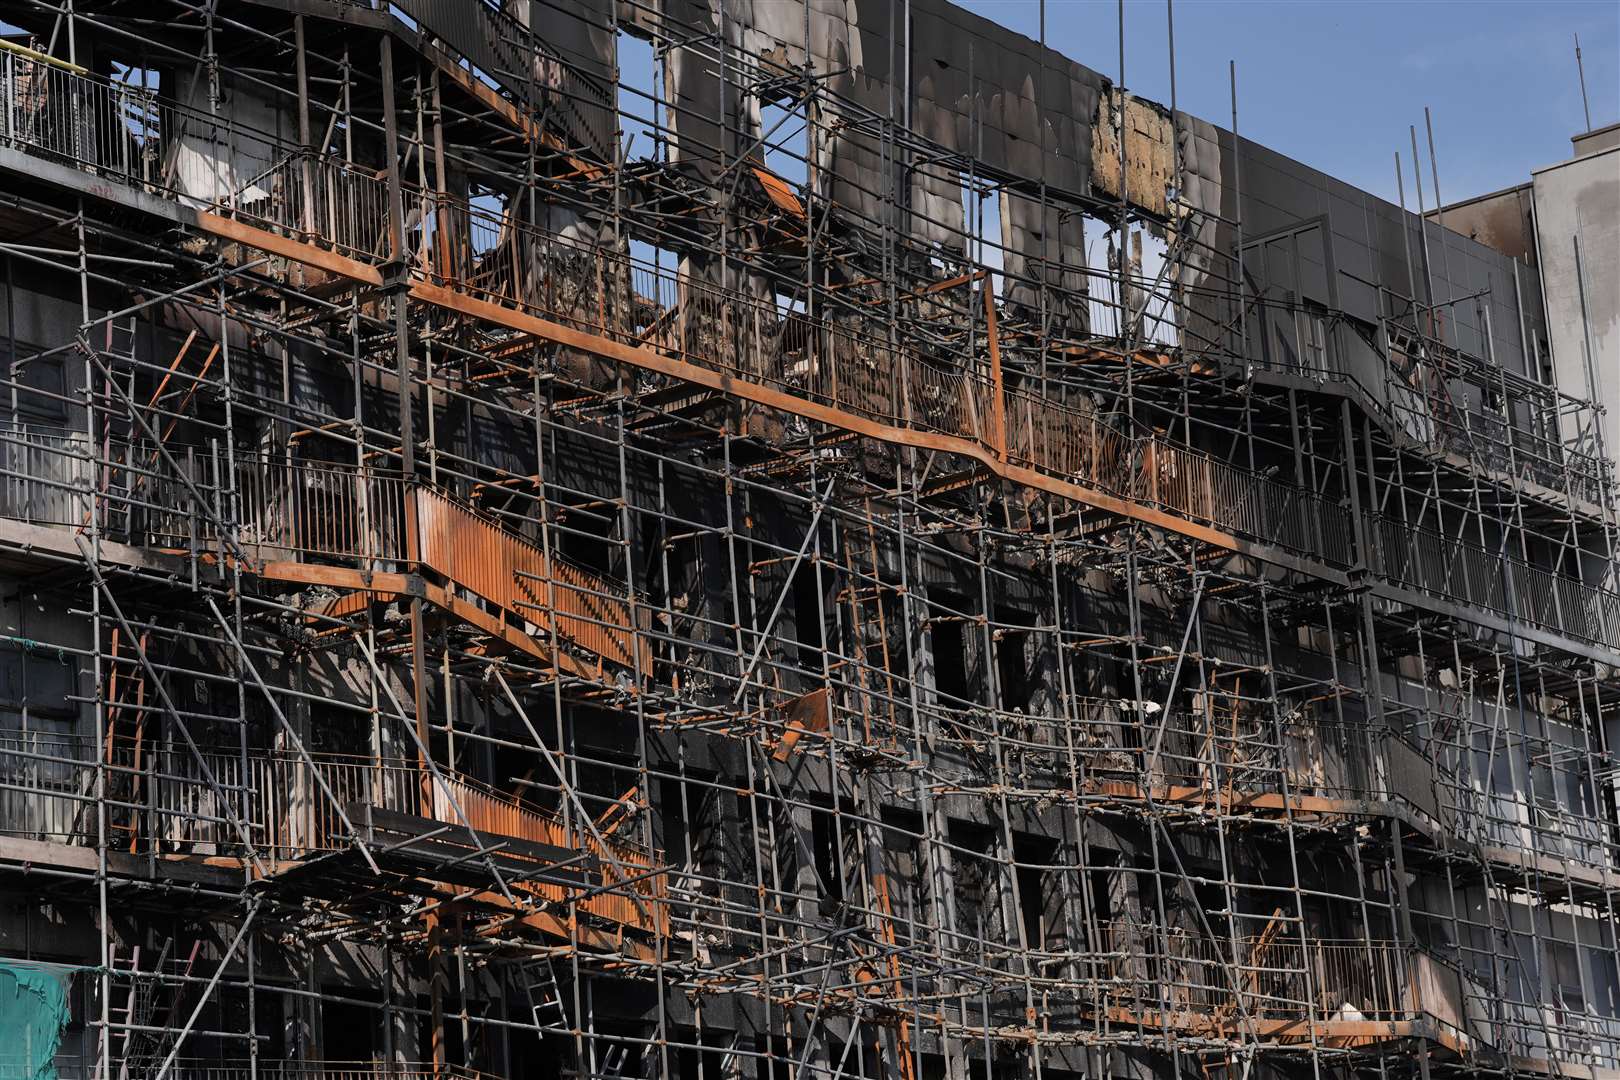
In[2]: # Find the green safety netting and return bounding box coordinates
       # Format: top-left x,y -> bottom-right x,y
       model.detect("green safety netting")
0,959 -> 76,1080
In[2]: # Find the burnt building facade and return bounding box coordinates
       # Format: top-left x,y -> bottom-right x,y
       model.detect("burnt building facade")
0,2 -> 1615,1078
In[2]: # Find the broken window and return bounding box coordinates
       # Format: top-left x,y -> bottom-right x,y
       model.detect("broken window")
1014,834 -> 1060,952
553,492 -> 617,578
950,821 -> 995,945
994,606 -> 1035,713
1551,940 -> 1590,1032
930,614 -> 969,705
791,563 -> 828,675
878,810 -> 924,948
616,30 -> 660,163
1085,847 -> 1119,927
811,797 -> 859,910
658,771 -> 723,901
1590,944 -> 1620,1019
319,988 -> 381,1062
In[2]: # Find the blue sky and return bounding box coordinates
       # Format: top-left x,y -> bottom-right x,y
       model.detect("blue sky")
956,0 -> 1620,206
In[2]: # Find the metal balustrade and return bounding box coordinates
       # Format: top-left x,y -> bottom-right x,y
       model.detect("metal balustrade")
1247,324 -> 1609,511
159,1063 -> 489,1080
1092,927 -> 1620,1064
0,59 -> 1613,650
233,150 -> 392,260
232,456 -> 411,564
417,198 -> 1612,645
436,196 -> 1364,567
1372,516 -> 1620,647
0,424 -> 94,528
0,427 -> 647,669
22,413 -> 1610,663
1033,925 -> 1425,1025
0,422 -> 1611,724
2,55 -> 164,186
0,731 -> 98,844
0,52 -> 391,259
428,771 -> 660,930
1492,1006 -> 1620,1070
229,455 -> 648,671
0,732 -> 662,928
4,727 -> 1613,1062
657,900 -> 1607,1061
929,701 -> 1620,882
0,423 -> 222,547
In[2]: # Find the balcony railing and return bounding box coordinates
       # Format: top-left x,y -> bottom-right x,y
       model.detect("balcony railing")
231,454 -> 411,564
3,722 -> 1615,1066
0,732 -> 662,931
1372,515 -> 1618,648
0,427 -> 648,672
1091,926 -> 1409,1023
0,51 -> 390,259
1069,927 -> 1620,1067
14,1064 -> 488,1080
0,424 -> 207,542
955,701 -> 1620,882
0,429 -> 1609,878
234,456 -> 650,673
1244,318 -> 1610,511
148,1063 -> 489,1080
415,485 -> 649,672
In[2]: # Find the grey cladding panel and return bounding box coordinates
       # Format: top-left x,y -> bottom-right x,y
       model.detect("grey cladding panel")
849,0 -> 899,87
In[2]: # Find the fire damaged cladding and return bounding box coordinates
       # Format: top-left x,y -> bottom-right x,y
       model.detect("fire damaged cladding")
651,0 -> 1103,235
632,0 -> 1548,409
1425,184 -> 1538,266
903,2 -> 1100,191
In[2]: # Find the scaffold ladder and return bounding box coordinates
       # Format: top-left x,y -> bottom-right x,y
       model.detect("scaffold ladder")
524,955 -> 570,1034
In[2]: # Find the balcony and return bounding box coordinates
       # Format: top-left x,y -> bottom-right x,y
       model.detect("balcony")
1051,926 -> 1620,1069
1086,925 -> 1408,1029
0,425 -> 649,676
0,733 -> 664,938
230,456 -> 650,675
1371,516 -> 1618,653
1242,309 -> 1610,512
937,697 -> 1620,890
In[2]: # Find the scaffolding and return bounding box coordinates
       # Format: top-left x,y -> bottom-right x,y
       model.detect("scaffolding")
0,1 -> 1614,1078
